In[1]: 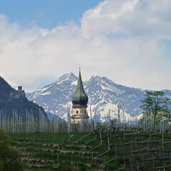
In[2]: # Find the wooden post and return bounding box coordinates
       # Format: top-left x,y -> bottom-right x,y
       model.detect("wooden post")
162,130 -> 164,151
67,105 -> 71,133
123,153 -> 126,167
115,144 -> 118,157
124,124 -> 126,140
131,159 -> 133,171
107,132 -> 110,150
90,105 -> 94,132
99,129 -> 102,144
117,104 -> 121,126
91,152 -> 93,164
80,118 -> 83,132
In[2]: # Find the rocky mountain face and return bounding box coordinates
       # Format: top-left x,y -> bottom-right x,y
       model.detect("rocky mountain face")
27,73 -> 149,121
0,76 -> 47,120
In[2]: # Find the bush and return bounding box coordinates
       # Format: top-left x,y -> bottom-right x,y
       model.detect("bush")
0,129 -> 23,171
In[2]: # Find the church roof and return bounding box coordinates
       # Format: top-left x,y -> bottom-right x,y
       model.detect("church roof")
72,70 -> 88,106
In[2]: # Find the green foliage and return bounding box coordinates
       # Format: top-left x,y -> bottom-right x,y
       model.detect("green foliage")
0,129 -> 23,171
141,90 -> 170,126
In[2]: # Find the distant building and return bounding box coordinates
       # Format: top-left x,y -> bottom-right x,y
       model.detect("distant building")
9,86 -> 26,100
71,69 -> 89,124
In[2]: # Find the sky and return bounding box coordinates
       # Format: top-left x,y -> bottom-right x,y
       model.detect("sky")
0,0 -> 171,91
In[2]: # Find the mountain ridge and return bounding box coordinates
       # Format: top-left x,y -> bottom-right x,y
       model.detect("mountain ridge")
27,73 -> 171,121
0,76 -> 47,120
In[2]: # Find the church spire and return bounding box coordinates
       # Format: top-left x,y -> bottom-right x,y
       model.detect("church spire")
72,69 -> 88,106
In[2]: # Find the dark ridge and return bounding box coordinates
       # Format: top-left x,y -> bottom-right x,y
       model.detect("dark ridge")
0,76 -> 47,120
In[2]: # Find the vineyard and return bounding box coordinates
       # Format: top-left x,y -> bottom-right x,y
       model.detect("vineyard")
9,125 -> 171,171
10,132 -> 117,171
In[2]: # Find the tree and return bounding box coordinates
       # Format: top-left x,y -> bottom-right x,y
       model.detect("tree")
0,129 -> 23,171
141,90 -> 170,129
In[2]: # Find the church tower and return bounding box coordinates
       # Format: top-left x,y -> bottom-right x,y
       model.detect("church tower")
71,69 -> 89,124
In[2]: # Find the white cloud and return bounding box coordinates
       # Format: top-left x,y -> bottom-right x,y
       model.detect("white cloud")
0,0 -> 171,91
81,0 -> 171,39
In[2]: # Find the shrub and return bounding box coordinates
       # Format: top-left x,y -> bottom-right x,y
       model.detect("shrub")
0,129 -> 23,171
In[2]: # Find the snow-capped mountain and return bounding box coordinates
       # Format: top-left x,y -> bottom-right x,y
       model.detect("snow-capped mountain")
85,75 -> 145,122
27,73 -> 77,119
27,73 -> 171,122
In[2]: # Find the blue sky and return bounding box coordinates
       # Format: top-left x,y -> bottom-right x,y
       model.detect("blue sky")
0,0 -> 171,91
0,0 -> 101,28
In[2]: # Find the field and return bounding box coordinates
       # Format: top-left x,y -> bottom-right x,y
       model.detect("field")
9,127 -> 171,171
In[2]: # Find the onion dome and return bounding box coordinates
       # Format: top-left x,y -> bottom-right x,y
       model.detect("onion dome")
72,69 -> 88,106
